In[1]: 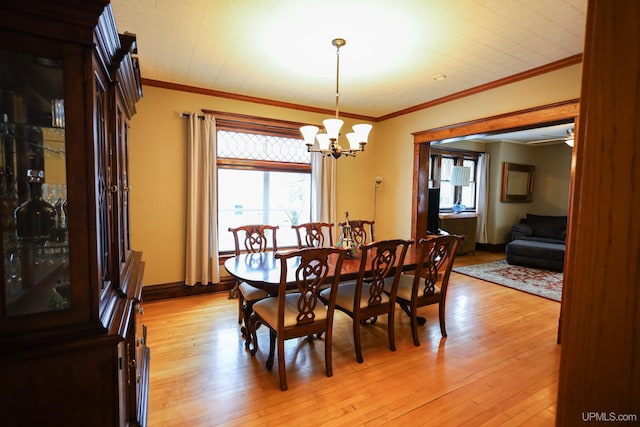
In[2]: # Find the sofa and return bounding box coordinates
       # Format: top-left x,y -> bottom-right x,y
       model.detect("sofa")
505,213 -> 567,271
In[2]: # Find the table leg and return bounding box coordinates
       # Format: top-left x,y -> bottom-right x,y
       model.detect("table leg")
247,312 -> 263,355
228,283 -> 239,299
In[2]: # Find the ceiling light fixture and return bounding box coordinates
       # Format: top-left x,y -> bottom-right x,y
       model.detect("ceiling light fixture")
565,128 -> 575,147
300,38 -> 372,159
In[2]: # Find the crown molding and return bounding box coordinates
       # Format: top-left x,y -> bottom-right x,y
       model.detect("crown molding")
142,54 -> 582,123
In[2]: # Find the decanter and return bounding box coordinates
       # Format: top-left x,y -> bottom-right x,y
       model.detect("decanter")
14,169 -> 57,242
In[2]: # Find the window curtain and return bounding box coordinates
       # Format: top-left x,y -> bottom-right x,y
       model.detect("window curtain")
476,153 -> 490,243
311,153 -> 337,241
185,113 -> 220,285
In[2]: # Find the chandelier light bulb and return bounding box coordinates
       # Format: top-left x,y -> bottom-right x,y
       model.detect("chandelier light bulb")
300,125 -> 319,147
353,123 -> 372,142
316,134 -> 331,151
323,118 -> 344,140
346,132 -> 360,150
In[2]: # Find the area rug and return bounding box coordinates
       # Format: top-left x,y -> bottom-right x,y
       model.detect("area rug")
452,260 -> 563,301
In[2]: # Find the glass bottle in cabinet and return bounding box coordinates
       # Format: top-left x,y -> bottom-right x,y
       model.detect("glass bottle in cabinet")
14,169 -> 56,241
1,48 -> 69,317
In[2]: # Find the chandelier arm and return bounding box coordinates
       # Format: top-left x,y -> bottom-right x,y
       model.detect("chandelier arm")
307,147 -> 357,158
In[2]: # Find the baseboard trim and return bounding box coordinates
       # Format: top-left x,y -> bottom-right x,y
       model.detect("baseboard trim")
476,242 -> 506,253
142,276 -> 236,302
142,244 -> 506,301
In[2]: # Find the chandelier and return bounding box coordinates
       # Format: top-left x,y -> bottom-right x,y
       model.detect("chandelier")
300,38 -> 372,159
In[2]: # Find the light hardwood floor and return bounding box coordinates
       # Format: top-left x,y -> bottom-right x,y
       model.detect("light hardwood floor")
141,251 -> 561,426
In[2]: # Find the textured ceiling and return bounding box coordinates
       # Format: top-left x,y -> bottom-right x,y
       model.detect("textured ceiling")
435,121 -> 575,146
110,0 -> 587,120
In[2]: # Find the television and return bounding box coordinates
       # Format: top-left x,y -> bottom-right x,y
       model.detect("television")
427,187 -> 441,234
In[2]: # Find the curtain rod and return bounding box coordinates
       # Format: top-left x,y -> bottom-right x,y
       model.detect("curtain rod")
180,112 -> 205,119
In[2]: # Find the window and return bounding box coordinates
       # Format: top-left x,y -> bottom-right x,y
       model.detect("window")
213,112 -> 312,253
430,148 -> 479,212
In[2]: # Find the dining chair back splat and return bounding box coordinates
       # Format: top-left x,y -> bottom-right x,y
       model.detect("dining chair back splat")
339,219 -> 375,246
228,224 -> 279,348
229,224 -> 279,256
248,247 -> 347,390
292,222 -> 334,248
386,234 -> 462,346
321,239 -> 413,363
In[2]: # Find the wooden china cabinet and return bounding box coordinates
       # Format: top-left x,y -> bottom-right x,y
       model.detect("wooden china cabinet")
0,1 -> 148,426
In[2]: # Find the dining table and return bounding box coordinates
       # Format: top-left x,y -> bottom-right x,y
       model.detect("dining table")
223,245 -> 421,296
224,245 -> 429,349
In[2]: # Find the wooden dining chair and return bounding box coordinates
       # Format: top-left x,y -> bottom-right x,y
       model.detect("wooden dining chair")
321,239 -> 412,363
228,224 -> 279,348
386,234 -> 462,346
338,219 -> 375,245
248,246 -> 347,390
291,222 -> 334,248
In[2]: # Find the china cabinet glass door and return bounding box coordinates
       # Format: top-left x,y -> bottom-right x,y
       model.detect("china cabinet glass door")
1,48 -> 69,317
